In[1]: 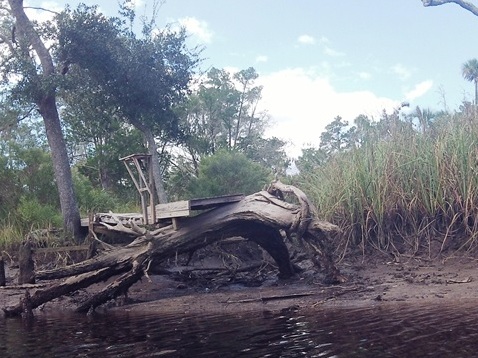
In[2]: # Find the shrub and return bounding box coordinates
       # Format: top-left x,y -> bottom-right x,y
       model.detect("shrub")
189,150 -> 272,198
16,196 -> 62,230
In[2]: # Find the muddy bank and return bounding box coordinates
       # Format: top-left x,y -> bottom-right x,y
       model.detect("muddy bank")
1,253 -> 477,317
120,254 -> 478,315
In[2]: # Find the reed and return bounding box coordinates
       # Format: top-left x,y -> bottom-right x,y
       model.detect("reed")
296,119 -> 478,259
0,218 -> 25,253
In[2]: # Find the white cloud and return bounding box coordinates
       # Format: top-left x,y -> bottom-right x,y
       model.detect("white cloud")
177,17 -> 213,43
297,34 -> 316,45
405,80 -> 434,101
391,63 -> 412,81
257,68 -> 397,157
255,55 -> 268,63
324,46 -> 344,57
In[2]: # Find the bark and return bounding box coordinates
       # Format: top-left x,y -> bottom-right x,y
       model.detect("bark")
18,240 -> 35,284
421,0 -> 478,16
3,181 -> 344,316
8,0 -> 81,239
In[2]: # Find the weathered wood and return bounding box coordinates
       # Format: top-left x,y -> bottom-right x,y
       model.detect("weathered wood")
120,154 -> 156,224
155,200 -> 190,219
85,194 -> 246,227
3,181 -> 344,317
189,194 -> 244,210
18,241 -> 35,285
0,257 -> 5,287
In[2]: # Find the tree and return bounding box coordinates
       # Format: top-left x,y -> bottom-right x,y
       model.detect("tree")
405,106 -> 444,135
421,0 -> 478,16
232,67 -> 261,148
57,4 -> 200,204
176,67 -> 288,177
189,150 -> 272,198
295,147 -> 328,173
319,116 -> 350,158
462,58 -> 478,108
1,0 -> 81,238
60,68 -> 147,195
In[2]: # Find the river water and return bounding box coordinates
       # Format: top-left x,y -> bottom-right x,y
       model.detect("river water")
1,302 -> 477,357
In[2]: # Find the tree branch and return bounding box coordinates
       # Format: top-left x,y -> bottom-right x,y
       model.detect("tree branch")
421,0 -> 478,16
23,6 -> 60,16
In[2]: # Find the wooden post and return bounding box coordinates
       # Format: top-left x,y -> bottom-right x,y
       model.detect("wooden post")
86,213 -> 98,260
0,256 -> 5,287
18,240 -> 35,285
120,154 -> 156,225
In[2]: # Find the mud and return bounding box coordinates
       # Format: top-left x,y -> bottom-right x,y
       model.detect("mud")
1,252 -> 478,316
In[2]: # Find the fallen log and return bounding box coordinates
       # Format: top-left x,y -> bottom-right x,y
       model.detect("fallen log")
3,181 -> 344,316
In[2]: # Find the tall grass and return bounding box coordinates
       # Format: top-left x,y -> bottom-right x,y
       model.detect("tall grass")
296,119 -> 478,259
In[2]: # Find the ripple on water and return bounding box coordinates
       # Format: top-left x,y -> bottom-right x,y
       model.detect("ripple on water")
0,302 -> 478,357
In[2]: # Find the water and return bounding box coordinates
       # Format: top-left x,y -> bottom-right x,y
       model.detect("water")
1,302 -> 478,357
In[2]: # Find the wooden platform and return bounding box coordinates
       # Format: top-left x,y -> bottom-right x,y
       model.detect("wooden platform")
81,194 -> 244,228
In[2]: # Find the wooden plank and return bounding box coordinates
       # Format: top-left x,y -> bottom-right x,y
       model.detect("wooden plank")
190,194 -> 244,210
81,194 -> 244,227
155,200 -> 190,219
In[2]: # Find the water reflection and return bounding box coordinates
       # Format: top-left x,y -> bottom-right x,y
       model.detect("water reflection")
0,302 -> 478,357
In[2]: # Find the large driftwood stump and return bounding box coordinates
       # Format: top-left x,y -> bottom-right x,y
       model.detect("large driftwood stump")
3,181 -> 344,317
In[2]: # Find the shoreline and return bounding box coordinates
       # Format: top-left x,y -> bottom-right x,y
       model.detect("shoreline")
2,254 -> 477,317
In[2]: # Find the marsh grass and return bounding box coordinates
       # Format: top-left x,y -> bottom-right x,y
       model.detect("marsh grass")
296,119 -> 478,259
0,219 -> 24,254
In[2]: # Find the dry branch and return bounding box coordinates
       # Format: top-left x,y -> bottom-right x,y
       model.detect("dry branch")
421,0 -> 478,16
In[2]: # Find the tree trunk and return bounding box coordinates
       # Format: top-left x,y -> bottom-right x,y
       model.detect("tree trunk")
40,96 -> 82,239
8,0 -> 81,239
131,119 -> 169,203
3,181 -> 344,317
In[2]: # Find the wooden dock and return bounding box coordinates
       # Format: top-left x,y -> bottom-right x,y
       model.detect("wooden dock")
81,193 -> 245,230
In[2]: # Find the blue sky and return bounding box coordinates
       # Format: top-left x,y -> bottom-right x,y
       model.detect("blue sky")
27,0 -> 478,156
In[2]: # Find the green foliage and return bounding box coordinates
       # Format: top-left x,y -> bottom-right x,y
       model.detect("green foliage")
174,66 -> 289,187
16,197 -> 62,231
0,125 -> 59,220
58,4 -> 200,135
73,172 -> 120,214
188,150 -> 272,198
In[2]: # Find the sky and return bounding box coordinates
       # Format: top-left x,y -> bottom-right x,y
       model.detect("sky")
26,0 -> 478,157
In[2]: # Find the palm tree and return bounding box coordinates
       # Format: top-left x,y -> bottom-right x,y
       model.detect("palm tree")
462,58 -> 478,107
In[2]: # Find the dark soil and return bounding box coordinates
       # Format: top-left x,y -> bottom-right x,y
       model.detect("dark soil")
2,246 -> 478,317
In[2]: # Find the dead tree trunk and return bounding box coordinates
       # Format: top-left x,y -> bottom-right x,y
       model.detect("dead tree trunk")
18,240 -> 35,285
3,181 -> 344,317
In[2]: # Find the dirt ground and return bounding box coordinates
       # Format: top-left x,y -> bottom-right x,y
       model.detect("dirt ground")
2,251 -> 478,317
